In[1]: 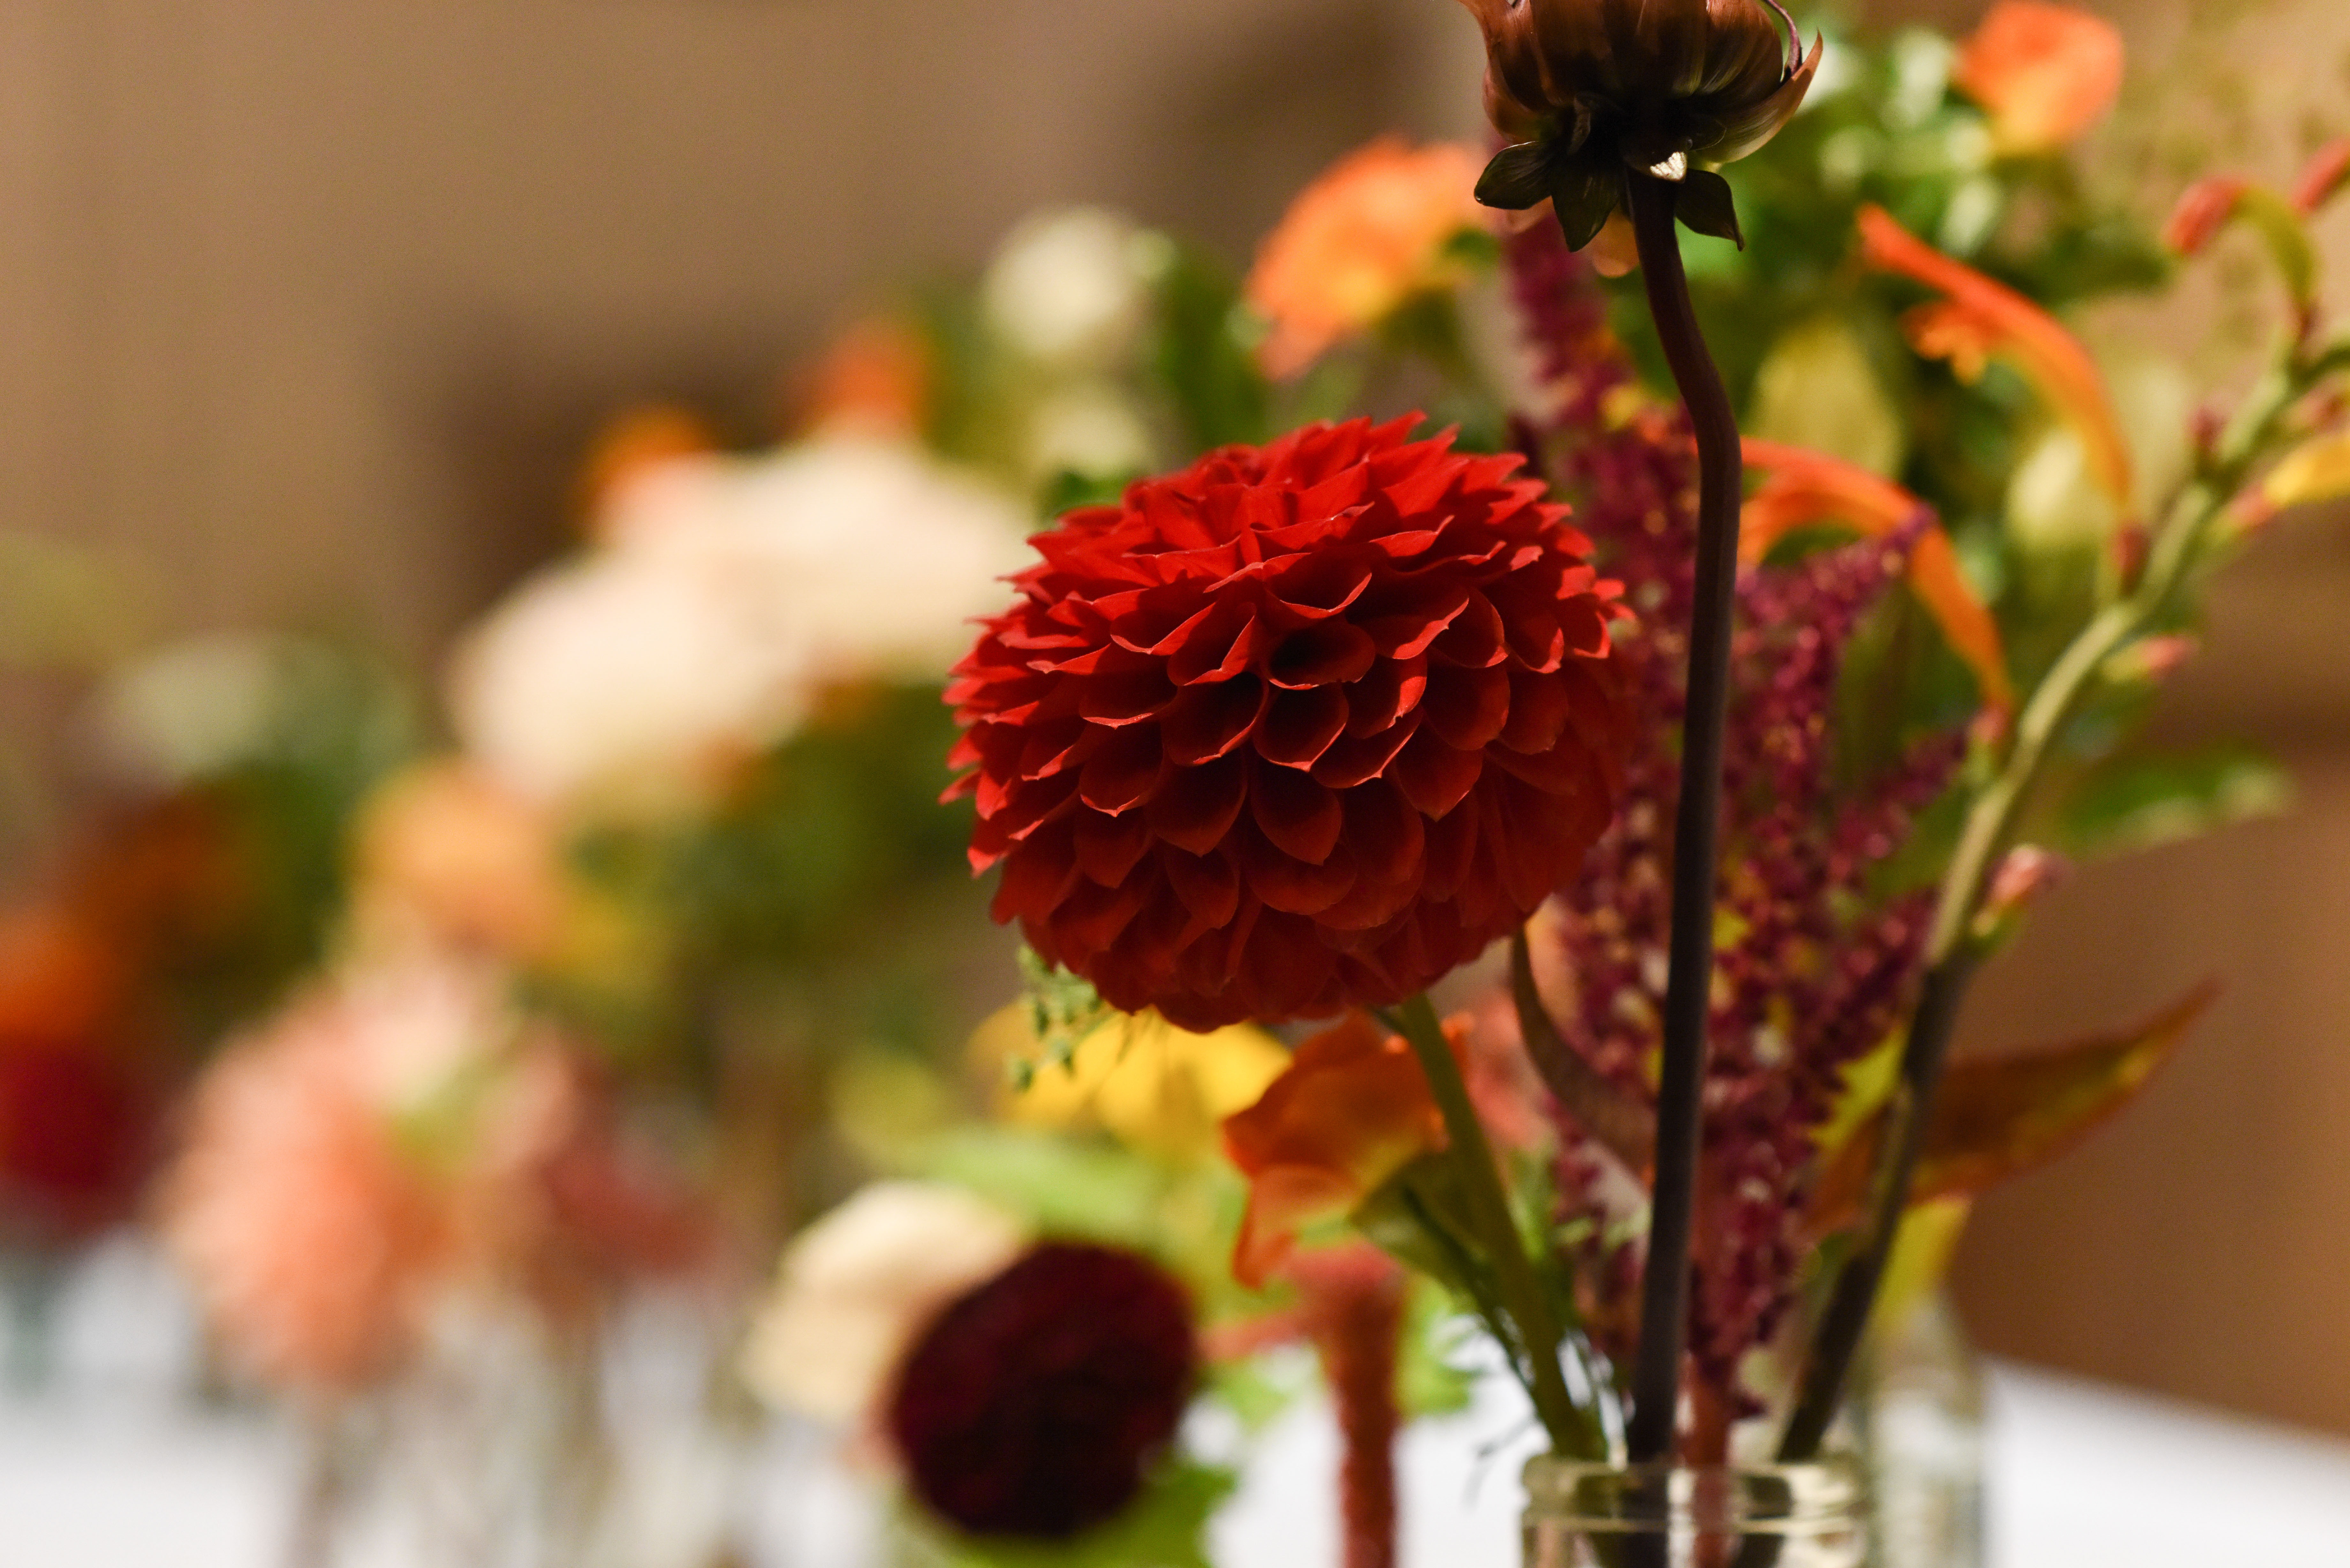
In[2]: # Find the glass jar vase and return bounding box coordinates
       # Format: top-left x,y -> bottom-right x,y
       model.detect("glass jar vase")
1523,1455 -> 1869,1568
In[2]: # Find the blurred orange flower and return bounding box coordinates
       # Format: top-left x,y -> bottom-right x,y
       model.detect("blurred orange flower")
2162,176 -> 2251,258
1220,1013 -> 1455,1289
1741,438 -> 2014,711
1952,1 -> 2124,155
576,405 -> 718,535
1858,205 -> 2131,513
795,315 -> 931,441
351,761 -> 567,961
1245,138 -> 1488,379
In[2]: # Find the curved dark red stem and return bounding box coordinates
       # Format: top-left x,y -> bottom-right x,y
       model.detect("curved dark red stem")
1620,168 -> 1743,1469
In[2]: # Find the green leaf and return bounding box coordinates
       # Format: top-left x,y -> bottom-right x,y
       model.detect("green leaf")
1151,244 -> 1271,455
2054,743 -> 2293,860
1550,150 -> 1625,251
895,1456 -> 1237,1568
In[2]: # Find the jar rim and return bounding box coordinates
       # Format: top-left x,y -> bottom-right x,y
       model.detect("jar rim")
1521,1453 -> 1869,1532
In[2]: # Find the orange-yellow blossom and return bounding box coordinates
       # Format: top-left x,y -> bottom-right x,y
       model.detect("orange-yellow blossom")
1245,138 -> 1489,380
1857,205 -> 2131,514
1952,1 -> 2124,155
1220,1013 -> 1457,1289
797,315 -> 931,440
1742,438 -> 2014,711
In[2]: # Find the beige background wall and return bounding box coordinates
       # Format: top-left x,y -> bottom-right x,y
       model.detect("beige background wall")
2,0 -> 2346,1433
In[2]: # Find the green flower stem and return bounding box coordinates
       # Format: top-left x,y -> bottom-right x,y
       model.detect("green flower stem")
1393,993 -> 1601,1459
1774,336 -> 2350,1463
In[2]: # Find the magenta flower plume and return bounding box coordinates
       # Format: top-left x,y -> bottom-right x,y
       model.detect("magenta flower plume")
947,418 -> 1630,1030
1505,222 -> 1965,1420
886,1242 -> 1197,1541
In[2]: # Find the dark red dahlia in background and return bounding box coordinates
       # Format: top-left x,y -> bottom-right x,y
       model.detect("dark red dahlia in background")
886,1241 -> 1197,1541
947,417 -> 1627,1030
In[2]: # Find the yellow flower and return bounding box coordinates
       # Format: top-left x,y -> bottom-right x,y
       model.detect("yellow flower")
975,1004 -> 1288,1163
1245,138 -> 1489,379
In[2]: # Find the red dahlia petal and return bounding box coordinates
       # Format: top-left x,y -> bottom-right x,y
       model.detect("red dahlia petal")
1077,726 -> 1164,815
1250,767 -> 1345,864
1423,664 -> 1512,751
1255,686 -> 1350,769
1162,676 -> 1267,765
1145,753 -> 1248,855
1388,731 -> 1483,818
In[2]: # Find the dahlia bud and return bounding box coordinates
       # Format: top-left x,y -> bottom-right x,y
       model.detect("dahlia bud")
1458,0 -> 1822,249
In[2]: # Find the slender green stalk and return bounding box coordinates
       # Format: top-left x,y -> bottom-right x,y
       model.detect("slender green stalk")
1774,337 -> 2350,1461
1393,993 -> 1603,1459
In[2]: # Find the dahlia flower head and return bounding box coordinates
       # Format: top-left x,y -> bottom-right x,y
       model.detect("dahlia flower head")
947,417 -> 1627,1031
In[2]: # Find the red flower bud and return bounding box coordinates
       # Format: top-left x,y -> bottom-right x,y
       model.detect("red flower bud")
1457,0 -> 1821,248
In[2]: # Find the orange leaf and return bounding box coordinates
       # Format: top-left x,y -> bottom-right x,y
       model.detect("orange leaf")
1808,981 -> 2215,1239
1857,206 -> 2132,516
1741,438 -> 2014,711
1220,1012 -> 1453,1288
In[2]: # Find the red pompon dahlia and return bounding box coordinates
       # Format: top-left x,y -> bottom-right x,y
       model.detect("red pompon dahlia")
947,417 -> 1628,1031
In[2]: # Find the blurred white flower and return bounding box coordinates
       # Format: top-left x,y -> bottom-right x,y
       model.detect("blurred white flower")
453,435 -> 1028,810
90,632 -> 409,788
982,208 -> 1163,370
1024,383 -> 1156,482
740,1181 -> 1028,1426
450,541 -> 814,811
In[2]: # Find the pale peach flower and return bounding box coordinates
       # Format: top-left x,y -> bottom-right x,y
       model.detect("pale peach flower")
1246,138 -> 1489,379
161,962 -> 507,1393
1952,2 -> 2124,155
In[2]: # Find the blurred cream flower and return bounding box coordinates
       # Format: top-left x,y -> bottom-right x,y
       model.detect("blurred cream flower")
453,434 -> 1027,811
982,208 -> 1162,370
449,540 -> 811,811
161,958 -> 512,1393
1023,383 -> 1156,483
605,437 -> 1030,683
741,1182 -> 1029,1426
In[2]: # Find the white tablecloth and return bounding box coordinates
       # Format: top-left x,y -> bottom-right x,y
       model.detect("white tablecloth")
5,1247 -> 2348,1566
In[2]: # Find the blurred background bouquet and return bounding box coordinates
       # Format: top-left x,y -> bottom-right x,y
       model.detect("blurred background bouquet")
1,0 -> 2347,1565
